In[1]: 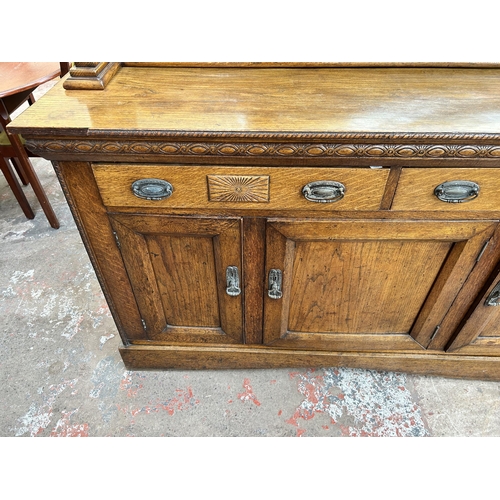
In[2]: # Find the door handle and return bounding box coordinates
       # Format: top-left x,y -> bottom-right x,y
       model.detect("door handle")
268,269 -> 283,299
226,266 -> 241,297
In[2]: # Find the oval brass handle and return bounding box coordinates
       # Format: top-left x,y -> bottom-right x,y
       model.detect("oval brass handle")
434,180 -> 479,203
302,181 -> 345,203
132,178 -> 173,200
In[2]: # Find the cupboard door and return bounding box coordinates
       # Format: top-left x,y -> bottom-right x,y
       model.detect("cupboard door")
109,214 -> 243,344
263,219 -> 497,351
446,269 -> 500,354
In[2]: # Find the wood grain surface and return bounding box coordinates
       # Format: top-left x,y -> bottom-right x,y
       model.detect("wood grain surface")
92,165 -> 390,211
109,214 -> 244,344
118,344 -> 500,380
392,168 -> 500,211
55,161 -> 147,342
263,219 -> 498,352
0,62 -> 60,98
10,66 -> 500,136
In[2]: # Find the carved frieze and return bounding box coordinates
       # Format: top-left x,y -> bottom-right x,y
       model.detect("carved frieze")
26,137 -> 500,161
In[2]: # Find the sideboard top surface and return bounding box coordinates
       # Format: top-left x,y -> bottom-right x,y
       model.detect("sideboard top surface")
10,66 -> 500,138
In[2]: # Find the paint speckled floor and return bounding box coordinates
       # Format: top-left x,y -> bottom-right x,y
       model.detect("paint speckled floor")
2,80 -> 500,439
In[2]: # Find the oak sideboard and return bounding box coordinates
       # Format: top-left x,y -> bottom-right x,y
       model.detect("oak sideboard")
10,63 -> 500,379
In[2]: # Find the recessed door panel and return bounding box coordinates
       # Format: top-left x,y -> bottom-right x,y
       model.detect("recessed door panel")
145,234 -> 221,328
288,239 -> 451,334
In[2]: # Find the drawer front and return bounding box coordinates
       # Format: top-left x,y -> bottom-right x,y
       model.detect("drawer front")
92,164 -> 389,211
392,168 -> 500,211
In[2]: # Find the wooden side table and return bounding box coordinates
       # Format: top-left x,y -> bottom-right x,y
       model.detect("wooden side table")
0,62 -> 62,228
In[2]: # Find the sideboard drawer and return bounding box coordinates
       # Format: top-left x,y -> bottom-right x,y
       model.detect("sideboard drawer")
92,164 -> 389,211
392,168 -> 500,211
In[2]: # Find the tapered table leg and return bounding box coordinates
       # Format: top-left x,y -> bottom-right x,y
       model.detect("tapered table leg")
9,133 -> 59,229
0,157 -> 35,219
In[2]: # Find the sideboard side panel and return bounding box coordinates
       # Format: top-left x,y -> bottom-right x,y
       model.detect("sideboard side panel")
54,161 -> 147,342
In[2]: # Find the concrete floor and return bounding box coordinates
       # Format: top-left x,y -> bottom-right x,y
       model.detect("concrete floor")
2,81 -> 500,438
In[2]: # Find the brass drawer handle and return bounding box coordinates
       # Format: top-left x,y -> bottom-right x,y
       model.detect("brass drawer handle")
434,180 -> 479,203
302,181 -> 345,203
132,178 -> 173,200
226,266 -> 241,297
485,281 -> 500,306
268,269 -> 283,299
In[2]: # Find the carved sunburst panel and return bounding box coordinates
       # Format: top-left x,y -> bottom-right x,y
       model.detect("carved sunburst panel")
207,175 -> 270,202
